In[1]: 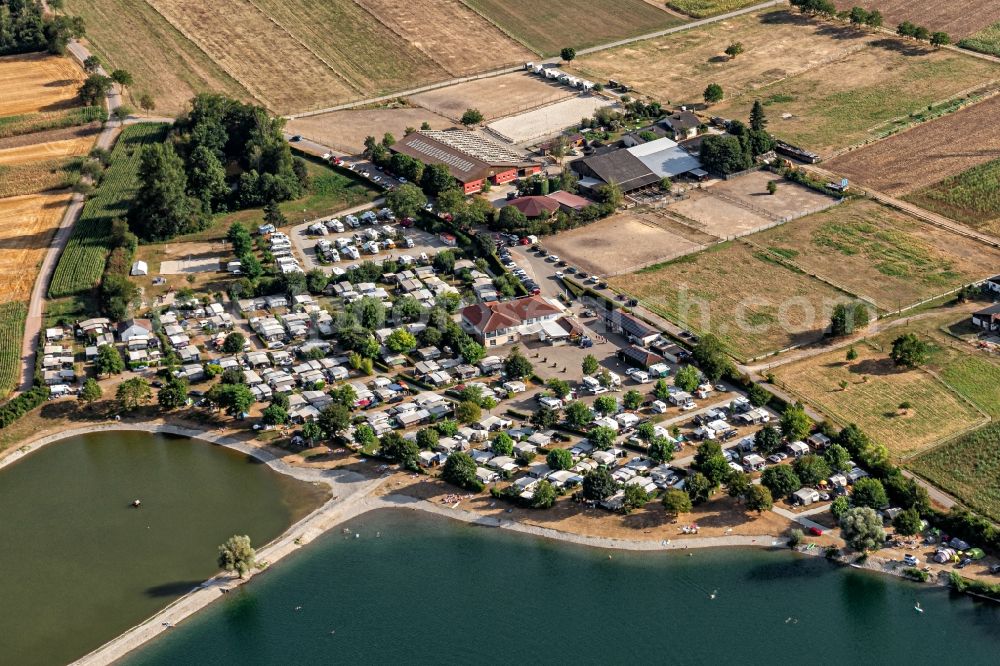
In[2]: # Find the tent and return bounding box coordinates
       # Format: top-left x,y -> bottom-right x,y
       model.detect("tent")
130,260 -> 148,276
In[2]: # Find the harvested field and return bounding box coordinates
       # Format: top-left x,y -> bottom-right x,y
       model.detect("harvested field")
0,54 -> 85,117
567,10 -> 874,108
411,73 -> 574,123
358,0 -> 530,75
251,0 -> 445,95
774,339 -> 986,458
609,241 -> 850,359
959,22 -> 1000,58
0,107 -> 105,140
0,160 -> 71,198
64,0 -> 250,116
0,192 -> 73,303
750,199 -> 1000,310
904,158 -> 1000,236
668,0 -> 763,18
544,212 -> 705,276
831,1 -> 1000,39
486,95 -> 616,144
713,39 -> 1000,156
463,0 -> 684,54
825,95 -> 1000,197
287,108 -> 452,154
911,424 -> 1000,523
0,135 -> 96,167
706,170 -> 837,220
144,0 -> 354,114
0,123 -> 101,151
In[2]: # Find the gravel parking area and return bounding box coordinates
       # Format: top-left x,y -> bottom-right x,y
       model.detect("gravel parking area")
291,216 -> 448,273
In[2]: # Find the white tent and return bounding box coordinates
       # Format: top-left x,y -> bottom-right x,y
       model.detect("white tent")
130,260 -> 148,276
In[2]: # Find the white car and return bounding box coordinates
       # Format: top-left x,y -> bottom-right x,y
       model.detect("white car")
555,271 -> 565,279
903,554 -> 920,567
680,401 -> 697,411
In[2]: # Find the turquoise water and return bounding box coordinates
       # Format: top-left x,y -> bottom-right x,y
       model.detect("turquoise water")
0,431 -> 326,666
133,509 -> 1000,665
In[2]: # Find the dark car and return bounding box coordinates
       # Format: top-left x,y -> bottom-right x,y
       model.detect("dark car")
290,135 -> 302,142
627,298 -> 639,307
598,281 -> 608,289
565,266 -> 577,274
150,380 -> 164,389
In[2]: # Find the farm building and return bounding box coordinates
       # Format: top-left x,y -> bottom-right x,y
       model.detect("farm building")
390,129 -> 541,194
545,190 -> 591,212
972,303 -> 1000,333
460,295 -> 563,346
984,275 -> 1000,295
571,137 -> 703,193
602,309 -> 658,345
507,195 -> 560,218
659,111 -> 701,141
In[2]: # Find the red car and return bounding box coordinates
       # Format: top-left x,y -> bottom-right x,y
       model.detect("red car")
808,527 -> 824,537
399,217 -> 414,228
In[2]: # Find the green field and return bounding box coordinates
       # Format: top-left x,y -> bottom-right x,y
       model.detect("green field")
958,21 -> 1000,57
910,423 -> 1000,522
463,0 -> 684,54
0,301 -> 27,399
0,107 -> 106,139
49,123 -> 169,298
903,157 -> 1000,232
668,0 -> 762,18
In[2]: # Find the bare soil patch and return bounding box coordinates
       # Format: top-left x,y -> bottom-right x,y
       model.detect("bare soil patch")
667,189 -> 773,238
287,108 -> 453,154
709,170 -> 837,219
411,73 -> 574,123
0,192 -> 72,303
544,212 -> 705,276
825,95 -> 1000,196
0,122 -> 101,151
0,54 -> 85,117
831,0 -> 1000,39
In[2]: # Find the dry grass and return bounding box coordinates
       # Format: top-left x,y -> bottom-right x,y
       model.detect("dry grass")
0,192 -> 72,303
825,95 -> 1000,196
0,135 -> 95,167
0,53 -> 85,117
774,336 -> 986,458
410,72 -> 574,122
0,160 -> 72,198
608,241 -> 849,360
567,10 -> 874,107
749,199 -> 1000,309
286,108 -> 453,154
669,0 -> 765,18
831,0 -> 1000,39
463,0 -> 684,54
145,0 -> 355,114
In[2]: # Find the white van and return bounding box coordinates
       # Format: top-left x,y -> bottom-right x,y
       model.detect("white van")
326,218 -> 344,233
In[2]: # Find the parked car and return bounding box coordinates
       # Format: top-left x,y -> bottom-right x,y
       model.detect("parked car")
903,554 -> 920,566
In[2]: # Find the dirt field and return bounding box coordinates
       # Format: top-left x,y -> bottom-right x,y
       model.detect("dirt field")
713,39 -> 1000,156
145,0 -> 356,114
831,0 -> 1000,39
65,0 -> 250,116
543,212 -> 705,276
608,241 -> 849,359
486,95 -> 616,143
0,54 -> 85,117
463,0 -> 684,54
825,95 -> 1000,196
668,189 -> 773,238
567,10 -> 874,108
774,337 -> 987,459
0,192 -> 72,303
411,73 -> 574,123
0,135 -> 96,166
287,108 -> 453,154
749,199 -> 1000,310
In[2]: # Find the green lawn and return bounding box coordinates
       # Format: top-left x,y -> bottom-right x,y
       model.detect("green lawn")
910,423 -> 1000,523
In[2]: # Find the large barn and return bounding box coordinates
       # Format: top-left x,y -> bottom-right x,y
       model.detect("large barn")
391,129 -> 541,194
571,137 -> 703,193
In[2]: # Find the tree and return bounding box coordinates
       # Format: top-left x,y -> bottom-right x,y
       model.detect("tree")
386,183 -> 427,219
492,432 -> 514,456
692,334 -> 732,382
138,92 -> 156,113
780,403 -> 812,441
594,394 -> 617,416
761,465 -> 801,498
116,377 -> 151,411
157,377 -> 188,409
703,83 -> 724,104
653,378 -> 671,401
623,390 -> 643,411
726,471 -> 752,501
547,378 -> 572,399
849,6 -> 868,26
648,436 -> 674,464
420,163 -> 455,196
674,365 -> 700,392
460,108 -> 484,126
686,472 -> 714,504
793,454 -> 830,486
890,333 -> 929,368
563,400 -> 593,429
503,346 -> 533,379
839,506 -> 885,552
207,383 -> 254,416
353,423 -> 378,450
222,332 -> 246,354
766,180 -> 777,195
846,346 -> 858,361
217,534 -> 257,578
385,329 -> 417,353
830,302 -> 870,337
560,47 -> 576,62
623,484 -> 649,512
724,42 -> 744,59
892,507 -> 923,536
95,344 -> 124,376
532,479 -> 557,508
318,404 -> 350,438
546,447 -> 573,471
79,74 -> 113,106
79,378 -> 103,404
662,488 -> 692,518
851,477 -> 888,510
582,467 -> 616,501
748,383 -> 770,407
83,55 -> 102,73
588,425 -> 617,450
749,99 -> 767,132
753,424 -> 782,456
582,354 -> 599,376
864,9 -> 883,28
415,427 -> 439,451
110,68 -> 133,90
455,400 -> 482,424
186,144 -> 228,212
824,444 -> 851,472
745,485 -> 773,513
443,452 -> 481,489
130,143 -> 202,241
699,134 -> 751,175
831,495 -> 850,519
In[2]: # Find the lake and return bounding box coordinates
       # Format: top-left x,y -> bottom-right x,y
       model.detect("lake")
0,430 -> 326,666
132,508 -> 1000,665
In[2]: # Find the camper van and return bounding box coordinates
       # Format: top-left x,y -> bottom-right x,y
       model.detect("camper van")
326,218 -> 344,233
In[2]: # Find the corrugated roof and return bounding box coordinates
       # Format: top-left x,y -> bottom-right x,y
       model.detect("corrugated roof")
625,138 -> 703,178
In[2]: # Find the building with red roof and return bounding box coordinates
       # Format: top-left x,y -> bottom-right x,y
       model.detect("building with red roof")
461,295 -> 563,346
507,195 -> 560,218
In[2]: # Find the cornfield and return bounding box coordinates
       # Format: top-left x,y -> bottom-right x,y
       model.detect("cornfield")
0,159 -> 72,198
910,423 -> 1000,523
0,106 -> 106,139
49,123 -> 169,297
0,301 -> 27,400
904,157 -> 1000,227
667,0 -> 761,18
